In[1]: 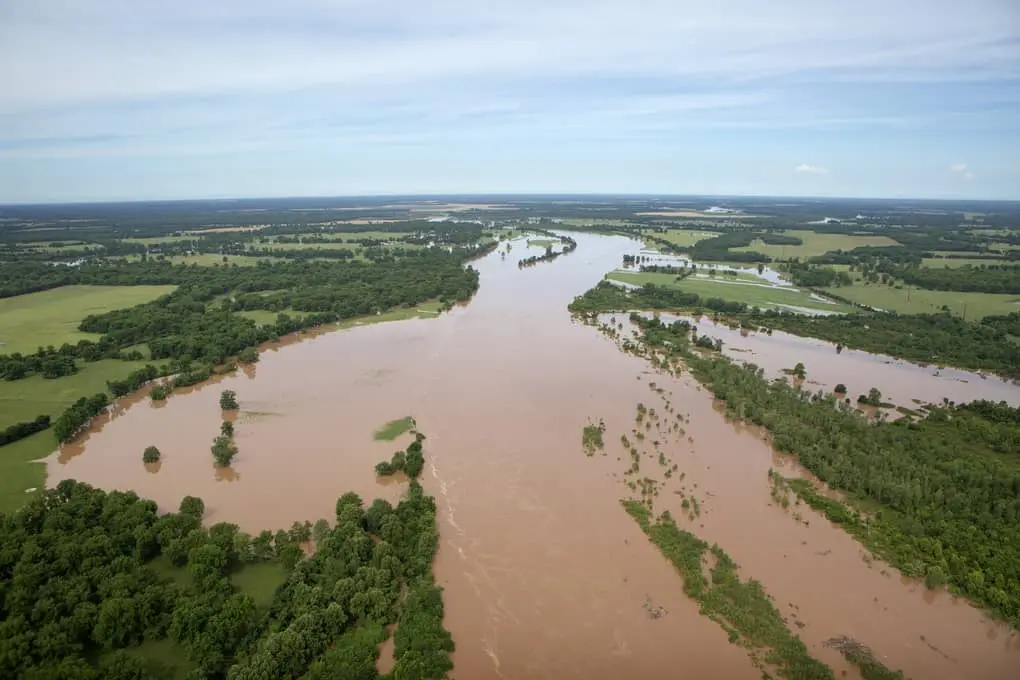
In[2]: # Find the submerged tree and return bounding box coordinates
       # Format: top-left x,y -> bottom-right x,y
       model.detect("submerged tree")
142,445 -> 161,464
220,420 -> 234,438
219,389 -> 239,410
211,435 -> 238,467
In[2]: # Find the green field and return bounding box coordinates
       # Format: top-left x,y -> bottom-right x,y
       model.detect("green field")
231,561 -> 287,609
0,284 -> 176,355
0,435 -> 52,514
122,638 -> 195,680
609,271 -> 856,314
824,282 -> 1020,319
374,416 -> 415,441
731,230 -> 898,259
643,229 -> 717,249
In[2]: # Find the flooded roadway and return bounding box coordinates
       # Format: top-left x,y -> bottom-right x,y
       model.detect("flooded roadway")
49,233 -> 1020,679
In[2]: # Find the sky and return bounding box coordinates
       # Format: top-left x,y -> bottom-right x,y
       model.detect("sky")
1,0 -> 1018,203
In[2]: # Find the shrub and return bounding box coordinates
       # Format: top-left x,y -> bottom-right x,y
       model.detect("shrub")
142,445 -> 161,464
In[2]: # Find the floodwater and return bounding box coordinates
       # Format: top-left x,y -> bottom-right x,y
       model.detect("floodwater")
655,313 -> 1020,408
49,233 -> 1019,679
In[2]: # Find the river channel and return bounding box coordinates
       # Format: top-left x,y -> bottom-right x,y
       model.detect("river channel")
48,233 -> 1020,679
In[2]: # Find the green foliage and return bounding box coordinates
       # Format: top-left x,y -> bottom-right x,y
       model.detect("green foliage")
52,392 -> 109,442
0,414 -> 51,447
179,495 -> 205,520
220,420 -> 234,438
582,420 -> 606,455
0,428 -> 453,679
630,313 -> 1020,625
237,347 -> 259,364
211,435 -> 238,467
142,445 -> 161,464
149,384 -> 171,401
622,501 -> 834,678
375,438 -> 426,480
219,390 -> 239,411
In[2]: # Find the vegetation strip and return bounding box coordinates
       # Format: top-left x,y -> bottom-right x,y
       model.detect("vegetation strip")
622,500 -> 835,679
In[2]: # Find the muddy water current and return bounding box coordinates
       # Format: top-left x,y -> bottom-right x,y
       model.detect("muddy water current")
49,234 -> 1020,679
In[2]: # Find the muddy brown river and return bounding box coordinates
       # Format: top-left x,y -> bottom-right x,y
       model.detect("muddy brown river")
49,233 -> 1020,679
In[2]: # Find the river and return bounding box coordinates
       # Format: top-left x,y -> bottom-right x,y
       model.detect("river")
48,232 -> 1020,679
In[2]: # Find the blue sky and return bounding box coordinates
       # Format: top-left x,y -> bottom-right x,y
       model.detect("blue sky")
1,0 -> 1018,203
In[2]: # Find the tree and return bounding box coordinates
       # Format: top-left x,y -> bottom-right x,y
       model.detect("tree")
792,362 -> 806,380
179,495 -> 205,520
219,390 -> 239,410
238,347 -> 259,363
834,383 -> 847,394
142,446 -> 161,464
220,421 -> 234,438
211,435 -> 238,467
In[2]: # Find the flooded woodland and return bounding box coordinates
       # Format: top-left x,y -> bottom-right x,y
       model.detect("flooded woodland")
49,233 -> 1020,679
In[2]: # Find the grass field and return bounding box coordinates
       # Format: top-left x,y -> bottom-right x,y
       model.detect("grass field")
731,230 -> 898,259
232,561 -> 288,609
0,435 -> 52,514
0,358 -> 152,429
609,271 -> 856,314
374,416 -> 415,441
124,253 -> 265,266
236,309 -> 304,325
643,228 -> 718,249
0,285 -> 176,355
823,282 -> 1020,319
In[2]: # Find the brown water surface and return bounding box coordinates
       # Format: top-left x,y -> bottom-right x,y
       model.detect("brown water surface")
49,233 -> 1020,679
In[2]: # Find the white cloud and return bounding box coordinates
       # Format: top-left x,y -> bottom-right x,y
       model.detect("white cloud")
951,162 -> 976,179
795,163 -> 828,175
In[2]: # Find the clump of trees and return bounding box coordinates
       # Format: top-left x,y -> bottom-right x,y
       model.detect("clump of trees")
220,390 -> 239,410
221,420 -> 235,437
211,435 -> 238,467
856,387 -> 883,407
0,414 -> 50,447
375,433 -> 426,479
0,433 -> 454,678
142,445 -> 161,463
53,393 -> 109,442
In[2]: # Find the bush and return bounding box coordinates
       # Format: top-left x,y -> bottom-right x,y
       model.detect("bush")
238,347 -> 259,363
220,390 -> 239,410
150,384 -> 171,401
142,445 -> 161,464
220,421 -> 234,437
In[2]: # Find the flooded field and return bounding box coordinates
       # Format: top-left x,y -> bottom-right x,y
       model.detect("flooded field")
49,233 -> 1020,679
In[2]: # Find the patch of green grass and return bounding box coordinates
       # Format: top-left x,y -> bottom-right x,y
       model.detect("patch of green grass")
824,282 -> 1020,319
231,561 -> 287,609
121,638 -> 195,680
374,416 -> 415,441
0,433 -> 51,514
732,231 -> 898,259
608,271 -> 856,314
0,285 -> 176,355
336,300 -> 444,329
128,253 -> 264,266
0,358 -> 152,429
644,229 -> 718,249
622,500 -> 835,679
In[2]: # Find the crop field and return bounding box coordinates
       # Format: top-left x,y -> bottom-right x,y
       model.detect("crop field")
0,284 -> 176,355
